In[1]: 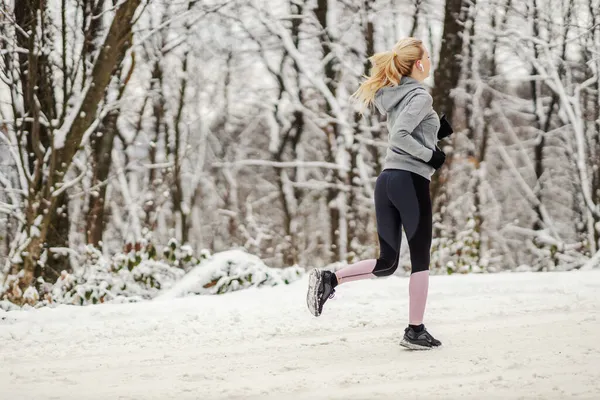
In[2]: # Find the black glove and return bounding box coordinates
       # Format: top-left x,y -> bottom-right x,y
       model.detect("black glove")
426,148 -> 446,169
437,114 -> 454,140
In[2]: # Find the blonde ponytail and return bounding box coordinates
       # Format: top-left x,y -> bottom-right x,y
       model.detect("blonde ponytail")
352,38 -> 425,109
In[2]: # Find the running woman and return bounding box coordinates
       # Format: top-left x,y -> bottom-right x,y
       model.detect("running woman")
306,37 -> 453,350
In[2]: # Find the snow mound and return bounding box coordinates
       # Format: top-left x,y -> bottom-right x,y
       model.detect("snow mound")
158,249 -> 304,298
1,245 -> 305,310
50,255 -> 186,306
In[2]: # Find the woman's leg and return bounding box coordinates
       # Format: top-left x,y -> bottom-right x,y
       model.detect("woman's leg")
406,174 -> 433,326
387,171 -> 432,326
334,169 -> 433,323
386,171 -> 440,348
306,170 -> 405,317
334,170 -> 403,285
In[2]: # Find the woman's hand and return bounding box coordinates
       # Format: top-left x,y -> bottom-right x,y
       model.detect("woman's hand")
437,114 -> 454,140
426,148 -> 446,169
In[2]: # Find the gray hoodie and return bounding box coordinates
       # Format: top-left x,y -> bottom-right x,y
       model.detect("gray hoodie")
373,76 -> 440,180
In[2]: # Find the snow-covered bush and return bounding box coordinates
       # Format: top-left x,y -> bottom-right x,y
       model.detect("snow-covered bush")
2,270 -> 27,306
159,249 -> 304,298
160,238 -> 206,271
112,238 -> 206,273
430,216 -> 494,274
0,244 -> 304,310
44,239 -> 211,306
49,245 -> 187,306
0,240 -> 197,309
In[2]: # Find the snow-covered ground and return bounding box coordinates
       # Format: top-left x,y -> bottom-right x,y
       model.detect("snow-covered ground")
1,270 -> 600,399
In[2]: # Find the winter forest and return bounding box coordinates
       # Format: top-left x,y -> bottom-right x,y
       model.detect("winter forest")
0,0 -> 599,309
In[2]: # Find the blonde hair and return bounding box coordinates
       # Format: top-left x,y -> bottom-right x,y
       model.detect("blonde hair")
352,38 -> 425,109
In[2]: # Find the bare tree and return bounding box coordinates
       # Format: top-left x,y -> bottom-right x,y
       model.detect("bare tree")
86,0 -> 137,248
2,0 -> 143,303
430,0 -> 470,211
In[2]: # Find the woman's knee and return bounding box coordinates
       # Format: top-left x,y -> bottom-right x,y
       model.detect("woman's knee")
411,261 -> 430,274
407,234 -> 431,273
410,249 -> 430,274
373,257 -> 398,277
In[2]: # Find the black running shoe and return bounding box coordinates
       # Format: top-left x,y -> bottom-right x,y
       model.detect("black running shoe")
306,269 -> 336,317
399,325 -> 442,350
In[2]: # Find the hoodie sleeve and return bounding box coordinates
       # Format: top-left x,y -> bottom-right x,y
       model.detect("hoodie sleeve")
388,90 -> 434,162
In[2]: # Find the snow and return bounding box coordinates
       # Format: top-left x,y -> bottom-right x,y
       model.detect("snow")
581,249 -> 600,270
22,286 -> 39,303
158,248 -> 303,298
1,270 -> 599,399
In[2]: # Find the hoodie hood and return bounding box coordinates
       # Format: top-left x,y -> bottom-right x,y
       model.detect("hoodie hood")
373,76 -> 425,115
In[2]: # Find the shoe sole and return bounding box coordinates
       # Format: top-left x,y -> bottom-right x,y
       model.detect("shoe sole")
399,338 -> 441,350
306,269 -> 322,317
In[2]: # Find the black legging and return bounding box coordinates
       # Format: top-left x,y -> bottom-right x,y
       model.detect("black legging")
371,169 -> 432,276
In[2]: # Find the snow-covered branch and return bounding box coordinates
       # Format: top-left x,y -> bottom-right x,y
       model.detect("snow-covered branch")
490,103 -> 561,240
580,249 -> 600,270
502,224 -> 584,252
212,159 -> 349,171
253,5 -> 351,136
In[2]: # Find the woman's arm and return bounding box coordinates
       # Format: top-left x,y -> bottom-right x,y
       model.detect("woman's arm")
388,90 -> 434,162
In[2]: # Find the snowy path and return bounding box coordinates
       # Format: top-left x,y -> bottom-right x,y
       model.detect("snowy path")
2,270 -> 600,399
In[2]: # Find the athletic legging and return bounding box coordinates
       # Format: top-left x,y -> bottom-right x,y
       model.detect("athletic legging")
334,169 -> 432,325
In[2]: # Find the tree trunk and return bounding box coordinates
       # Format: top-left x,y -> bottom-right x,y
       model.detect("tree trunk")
431,0 -> 467,123
172,55 -> 189,244
430,0 -> 468,209
347,0 -> 377,261
87,110 -> 118,247
15,1 -> 71,284
587,0 -> 600,253
529,0 -> 545,231
315,0 -> 343,263
84,0 -> 113,248
170,0 -> 197,245
43,191 -> 71,281
463,1 -> 477,156
145,59 -> 166,230
465,0 -> 483,266
363,1 -> 383,177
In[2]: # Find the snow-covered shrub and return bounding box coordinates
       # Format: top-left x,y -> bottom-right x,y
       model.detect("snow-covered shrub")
42,239 -> 209,306
1,239 -> 305,310
430,216 -> 493,274
112,238 -> 205,273
49,245 -> 186,306
1,270 -> 26,306
161,238 -> 207,271
159,249 -> 304,298
528,236 -> 589,272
